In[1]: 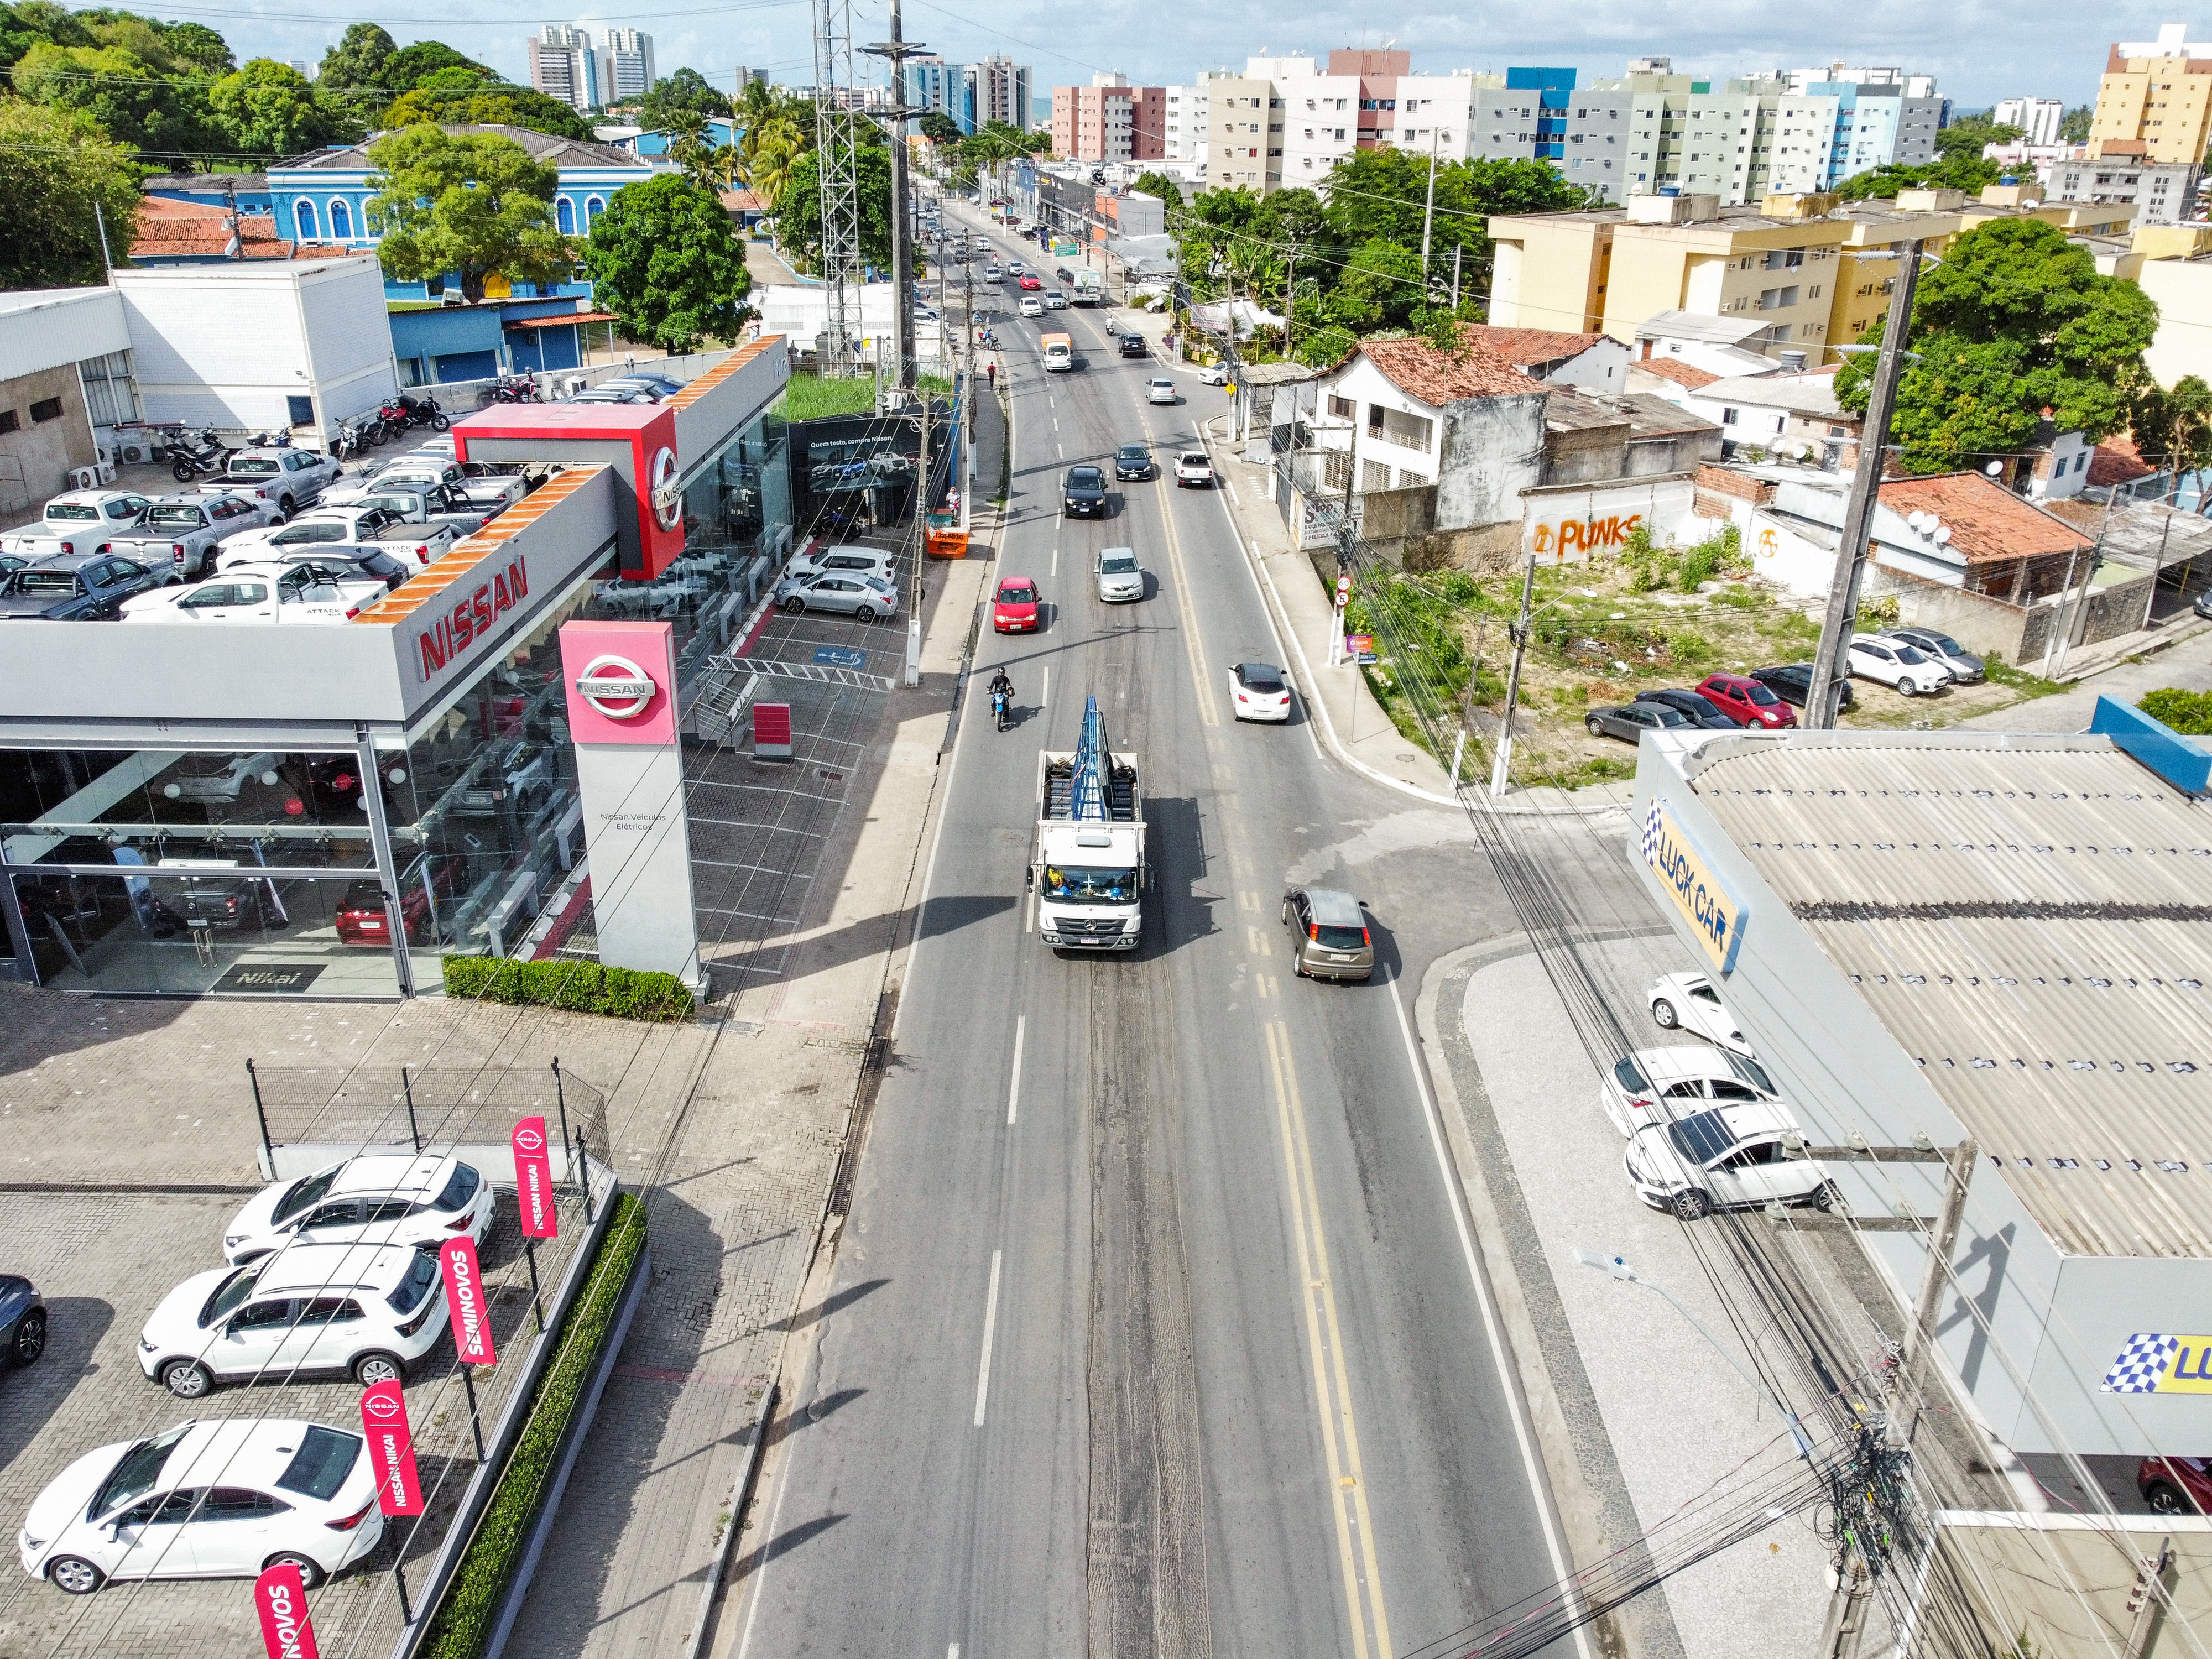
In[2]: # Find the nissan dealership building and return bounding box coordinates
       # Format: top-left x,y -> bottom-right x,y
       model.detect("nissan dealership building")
0,336 -> 792,998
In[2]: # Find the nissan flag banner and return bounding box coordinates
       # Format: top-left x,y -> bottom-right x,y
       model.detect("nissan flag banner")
254,1561 -> 321,1659
358,1379 -> 425,1517
440,1236 -> 496,1365
512,1115 -> 558,1240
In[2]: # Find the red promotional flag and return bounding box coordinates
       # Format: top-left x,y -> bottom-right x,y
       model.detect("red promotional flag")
358,1379 -> 424,1517
254,1562 -> 321,1659
440,1236 -> 496,1365
512,1116 -> 559,1240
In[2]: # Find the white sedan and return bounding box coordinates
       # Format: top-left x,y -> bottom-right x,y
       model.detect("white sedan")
120,561 -> 385,624
1646,971 -> 1751,1054
1599,1045 -> 1783,1138
1145,378 -> 1181,405
1018,296 -> 1044,318
786,545 -> 895,585
1625,1101 -> 1834,1219
1196,363 -> 1229,386
220,1151 -> 492,1264
1228,661 -> 1292,722
775,571 -> 899,620
18,1418 -> 384,1594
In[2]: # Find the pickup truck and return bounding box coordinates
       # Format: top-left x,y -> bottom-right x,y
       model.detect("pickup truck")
0,550 -> 172,620
205,447 -> 342,518
368,458 -> 525,514
317,479 -> 487,536
1,490 -> 152,561
106,492 -> 283,579
122,559 -> 386,625
222,503 -> 458,568
215,540 -> 424,587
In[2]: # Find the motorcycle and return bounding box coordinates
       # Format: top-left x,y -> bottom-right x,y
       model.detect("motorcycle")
493,374 -> 540,404
332,417 -> 364,462
161,425 -> 229,481
395,392 -> 450,431
990,685 -> 1011,732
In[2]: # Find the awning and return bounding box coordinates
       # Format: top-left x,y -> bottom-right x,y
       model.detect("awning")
505,311 -> 617,330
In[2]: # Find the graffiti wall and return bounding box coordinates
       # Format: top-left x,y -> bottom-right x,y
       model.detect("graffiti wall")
1520,476 -> 1697,565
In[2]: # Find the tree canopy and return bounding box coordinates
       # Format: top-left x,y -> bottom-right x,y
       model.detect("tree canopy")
381,78 -> 594,141
316,23 -> 393,97
639,65 -> 729,127
1835,217 -> 2159,472
366,124 -> 572,301
582,173 -> 752,351
0,96 -> 140,285
377,40 -> 493,94
774,142 -> 893,271
207,58 -> 359,156
1131,169 -> 1183,208
917,109 -> 962,145
1932,114 -> 2023,164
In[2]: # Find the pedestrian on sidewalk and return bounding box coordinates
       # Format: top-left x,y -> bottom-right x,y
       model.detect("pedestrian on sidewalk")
987,362 -> 998,390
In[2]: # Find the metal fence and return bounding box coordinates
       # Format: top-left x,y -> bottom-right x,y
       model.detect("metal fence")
244,1058 -> 610,1171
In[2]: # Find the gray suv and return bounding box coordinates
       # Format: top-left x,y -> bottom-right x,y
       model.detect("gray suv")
1281,886 -> 1374,982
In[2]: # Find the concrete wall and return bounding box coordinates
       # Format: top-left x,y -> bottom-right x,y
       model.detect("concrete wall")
1486,221 -> 1611,334
0,364 -> 97,514
2140,257 -> 2212,388
1436,392 -> 1546,534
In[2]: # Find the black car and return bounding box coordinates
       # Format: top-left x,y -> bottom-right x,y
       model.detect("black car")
1586,702 -> 1701,743
1063,465 -> 1109,518
0,1274 -> 46,1367
1634,688 -> 1736,729
1114,442 -> 1154,481
1118,332 -> 1147,359
1749,663 -> 1855,712
0,551 -> 169,620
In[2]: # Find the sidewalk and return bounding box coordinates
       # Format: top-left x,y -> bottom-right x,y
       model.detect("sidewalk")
1965,613 -> 2212,733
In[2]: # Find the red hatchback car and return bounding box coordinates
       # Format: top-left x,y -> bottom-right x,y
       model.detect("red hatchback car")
2141,1455 -> 2212,1514
1018,274 -> 1042,290
993,576 -> 1041,633
1698,672 -> 1798,729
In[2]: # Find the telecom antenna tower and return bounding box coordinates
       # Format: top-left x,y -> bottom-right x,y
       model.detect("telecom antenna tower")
811,0 -> 864,377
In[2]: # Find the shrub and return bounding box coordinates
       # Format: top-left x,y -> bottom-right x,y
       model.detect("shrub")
421,1193 -> 648,1659
2140,686 -> 2212,735
442,956 -> 693,1021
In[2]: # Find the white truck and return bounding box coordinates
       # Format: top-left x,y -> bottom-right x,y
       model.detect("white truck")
121,559 -> 388,625
223,502 -> 462,568
1072,270 -> 1104,305
2,490 -> 153,563
1027,696 -> 1147,951
1040,331 -> 1074,373
363,458 -> 526,514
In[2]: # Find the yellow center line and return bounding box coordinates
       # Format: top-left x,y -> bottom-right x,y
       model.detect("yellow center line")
1265,1019 -> 1394,1659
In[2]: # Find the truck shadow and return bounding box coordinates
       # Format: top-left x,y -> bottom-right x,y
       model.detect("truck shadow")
1145,796 -> 1215,956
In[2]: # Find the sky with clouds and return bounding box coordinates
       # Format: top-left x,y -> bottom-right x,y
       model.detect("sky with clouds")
178,0 -> 2196,113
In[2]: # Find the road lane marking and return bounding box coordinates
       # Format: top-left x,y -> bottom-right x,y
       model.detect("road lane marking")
1248,926 -> 1271,956
1225,476 -> 1241,505
1239,890 -> 1260,912
1151,462 -> 1219,727
973,1249 -> 1003,1427
1040,665 -> 1050,707
1006,1016 -> 1025,1125
1384,982 -> 1595,1658
1265,1021 -> 1394,1659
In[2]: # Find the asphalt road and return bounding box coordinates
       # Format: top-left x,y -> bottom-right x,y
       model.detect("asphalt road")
727,211 -> 1589,1659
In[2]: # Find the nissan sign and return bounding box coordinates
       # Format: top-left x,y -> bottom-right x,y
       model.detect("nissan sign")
440,1236 -> 497,1365
513,1115 -> 559,1240
358,1380 -> 425,1517
649,445 -> 682,531
575,653 -> 657,721
255,1562 -> 321,1659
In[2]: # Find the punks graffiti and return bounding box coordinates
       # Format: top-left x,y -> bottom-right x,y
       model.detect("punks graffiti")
1529,512 -> 1644,564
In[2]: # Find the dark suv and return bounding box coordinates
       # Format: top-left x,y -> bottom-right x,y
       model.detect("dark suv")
1118,332 -> 1147,359
1063,465 -> 1108,518
0,552 -> 169,620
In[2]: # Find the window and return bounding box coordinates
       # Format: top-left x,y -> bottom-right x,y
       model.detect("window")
328,199 -> 353,239
556,196 -> 576,235
1722,406 -> 1740,425
294,199 -> 319,241
585,195 -> 606,226
28,397 -> 61,423
1327,393 -> 1355,420
286,395 -> 314,427
0,410 -> 15,435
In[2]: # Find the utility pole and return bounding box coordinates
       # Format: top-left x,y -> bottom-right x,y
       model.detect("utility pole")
1451,242 -> 1463,311
1806,238 -> 1923,729
1418,123 -> 1439,278
1899,1139 -> 1975,1443
1490,552 -> 1538,798
862,8 -> 925,401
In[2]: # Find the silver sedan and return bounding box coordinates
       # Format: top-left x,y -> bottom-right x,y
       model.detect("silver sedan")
776,571 -> 900,621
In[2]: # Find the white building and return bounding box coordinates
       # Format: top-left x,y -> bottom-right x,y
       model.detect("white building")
1254,55 -> 1361,183
601,29 -> 655,103
1162,80 -> 1215,164
528,24 -> 609,113
1995,96 -> 2065,147
1392,72 -> 1481,164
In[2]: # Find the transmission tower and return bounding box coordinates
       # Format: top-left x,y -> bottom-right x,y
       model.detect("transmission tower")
811,0 -> 864,377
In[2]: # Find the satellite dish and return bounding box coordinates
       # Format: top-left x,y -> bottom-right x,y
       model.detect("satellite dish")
1907,510 -> 1928,530
1984,461 -> 2004,477
1934,526 -> 1953,544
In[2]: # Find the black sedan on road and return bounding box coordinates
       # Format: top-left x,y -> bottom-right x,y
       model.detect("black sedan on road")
1634,688 -> 1737,729
0,1274 -> 45,1367
1749,662 -> 1855,712
1063,465 -> 1109,518
1114,443 -> 1154,481
0,551 -> 170,620
1587,702 -> 1703,743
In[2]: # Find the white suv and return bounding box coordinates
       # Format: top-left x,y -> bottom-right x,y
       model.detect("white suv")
221,1152 -> 493,1264
138,1243 -> 449,1398
1600,1045 -> 1781,1137
19,1418 -> 384,1594
1848,635 -> 1950,697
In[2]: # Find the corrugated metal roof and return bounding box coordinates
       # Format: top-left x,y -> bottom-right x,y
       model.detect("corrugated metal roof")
1692,739 -> 2212,1260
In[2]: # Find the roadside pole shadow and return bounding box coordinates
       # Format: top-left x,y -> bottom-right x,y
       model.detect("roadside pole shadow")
763,1386 -> 865,1449
726,1511 -> 847,1586
771,1276 -> 890,1335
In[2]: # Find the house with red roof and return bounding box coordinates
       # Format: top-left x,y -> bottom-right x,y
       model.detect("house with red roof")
1458,325 -> 1630,394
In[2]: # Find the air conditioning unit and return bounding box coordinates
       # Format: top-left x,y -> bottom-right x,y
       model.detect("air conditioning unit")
561,375 -> 589,398
69,465 -> 100,490
117,440 -> 153,465
94,460 -> 116,484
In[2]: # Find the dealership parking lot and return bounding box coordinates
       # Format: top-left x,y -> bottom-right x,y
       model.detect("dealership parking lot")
0,1186 -> 557,1656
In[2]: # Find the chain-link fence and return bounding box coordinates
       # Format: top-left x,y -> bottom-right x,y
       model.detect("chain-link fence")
244,1059 -> 609,1172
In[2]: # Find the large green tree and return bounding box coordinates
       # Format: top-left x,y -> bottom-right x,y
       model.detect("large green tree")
1836,217 -> 2160,472
2130,375 -> 2212,502
1933,114 -> 2023,164
1321,149 -> 1593,301
1131,169 -> 1182,209
377,40 -> 493,95
0,97 -> 140,284
639,65 -> 729,127
917,109 -> 962,145
11,41 -> 217,160
366,124 -> 571,301
775,142 -> 894,270
582,173 -> 752,351
316,22 -> 393,95
208,58 -> 359,156
382,77 -> 594,141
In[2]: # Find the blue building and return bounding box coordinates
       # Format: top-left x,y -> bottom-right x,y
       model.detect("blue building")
387,298 -> 614,385
267,125 -> 659,301
602,118 -> 738,158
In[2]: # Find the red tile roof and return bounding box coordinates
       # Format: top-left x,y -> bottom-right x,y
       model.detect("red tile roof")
1356,333 -> 1545,405
718,188 -> 765,212
1876,472 -> 2094,565
129,196 -> 347,262
1460,324 -> 1610,368
1633,357 -> 1723,390
2087,436 -> 2157,487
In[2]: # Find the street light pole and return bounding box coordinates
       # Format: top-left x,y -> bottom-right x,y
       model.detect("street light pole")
1489,551 -> 1537,799
1806,238 -> 1923,730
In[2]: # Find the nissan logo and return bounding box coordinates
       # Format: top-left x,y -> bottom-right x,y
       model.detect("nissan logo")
649,446 -> 682,532
516,1128 -> 544,1152
363,1392 -> 401,1420
576,653 -> 657,720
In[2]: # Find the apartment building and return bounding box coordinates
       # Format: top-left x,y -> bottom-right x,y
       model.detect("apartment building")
2091,24 -> 2212,165
1472,67 -> 1575,168
1051,74 -> 1165,164
1516,62 -> 1796,208
974,54 -> 1032,129
907,56 -> 974,135
528,25 -> 609,112
1996,96 -> 2067,146
1163,80 -> 1216,163
1766,75 -> 1943,193
2047,155 -> 2202,223
601,29 -> 655,103
1207,76 -> 1281,192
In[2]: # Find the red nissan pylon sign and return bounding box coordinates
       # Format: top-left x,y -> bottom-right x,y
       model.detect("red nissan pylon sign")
358,1379 -> 425,1517
512,1115 -> 558,1240
440,1236 -> 496,1365
254,1561 -> 321,1659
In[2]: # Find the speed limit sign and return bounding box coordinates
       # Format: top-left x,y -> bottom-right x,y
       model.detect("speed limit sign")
1335,576 -> 1352,609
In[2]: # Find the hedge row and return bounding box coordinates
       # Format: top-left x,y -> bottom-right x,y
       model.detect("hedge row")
2141,687 -> 2212,737
422,1192 -> 648,1659
442,956 -> 693,1022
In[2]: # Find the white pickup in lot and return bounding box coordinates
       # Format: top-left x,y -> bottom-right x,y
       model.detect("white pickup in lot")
121,560 -> 387,624
363,458 -> 525,514
1,490 -> 152,562
201,448 -> 342,518
222,503 -> 458,567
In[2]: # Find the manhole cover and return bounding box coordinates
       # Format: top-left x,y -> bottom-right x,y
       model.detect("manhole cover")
1399,753 -> 1415,761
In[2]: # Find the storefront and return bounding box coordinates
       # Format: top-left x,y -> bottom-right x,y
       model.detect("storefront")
0,337 -> 794,997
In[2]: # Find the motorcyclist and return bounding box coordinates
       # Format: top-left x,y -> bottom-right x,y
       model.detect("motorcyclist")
987,668 -> 1014,726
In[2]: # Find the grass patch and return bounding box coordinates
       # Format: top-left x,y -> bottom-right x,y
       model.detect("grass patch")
442,957 -> 693,1022
422,1192 -> 648,1659
1985,654 -> 2067,699
388,300 -> 445,313
775,372 -> 878,420
2141,686 -> 2212,734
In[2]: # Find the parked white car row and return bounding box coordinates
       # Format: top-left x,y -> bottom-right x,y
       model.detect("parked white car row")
17,1152 -> 496,1598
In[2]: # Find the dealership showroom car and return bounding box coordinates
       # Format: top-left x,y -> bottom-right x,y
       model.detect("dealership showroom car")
1599,1045 -> 1784,1138
775,571 -> 899,620
138,1242 -> 448,1397
18,1418 -> 385,1593
220,1151 -> 492,1264
786,545 -> 895,584
1646,972 -> 1751,1053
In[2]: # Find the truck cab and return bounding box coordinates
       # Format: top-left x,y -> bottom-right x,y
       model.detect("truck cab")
1030,696 -> 1147,950
1040,331 -> 1074,372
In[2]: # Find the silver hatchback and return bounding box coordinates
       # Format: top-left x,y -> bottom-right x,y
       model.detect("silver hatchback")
1094,546 -> 1144,602
1281,886 -> 1374,982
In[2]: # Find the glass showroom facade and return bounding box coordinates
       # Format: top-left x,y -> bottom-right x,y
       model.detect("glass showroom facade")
0,399 -> 794,997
